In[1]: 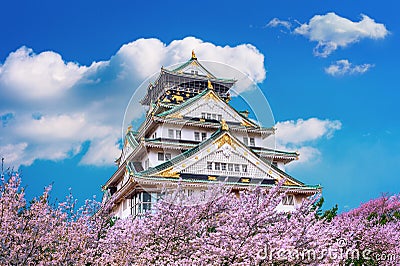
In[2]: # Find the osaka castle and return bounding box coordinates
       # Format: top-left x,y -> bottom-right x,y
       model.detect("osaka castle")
102,51 -> 321,218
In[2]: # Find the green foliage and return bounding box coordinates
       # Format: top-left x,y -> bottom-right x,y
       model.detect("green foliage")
207,226 -> 216,233
312,197 -> 338,222
108,216 -> 119,227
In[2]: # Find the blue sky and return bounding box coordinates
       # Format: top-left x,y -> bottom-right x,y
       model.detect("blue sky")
1,0 -> 398,211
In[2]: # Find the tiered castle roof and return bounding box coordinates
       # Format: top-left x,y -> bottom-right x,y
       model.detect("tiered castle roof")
104,51 -> 321,207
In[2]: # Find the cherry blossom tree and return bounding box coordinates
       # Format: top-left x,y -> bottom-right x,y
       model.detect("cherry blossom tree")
1,171 -> 399,265
0,172 -> 112,265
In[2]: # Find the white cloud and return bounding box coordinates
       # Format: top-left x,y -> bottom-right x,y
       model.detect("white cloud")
0,143 -> 29,167
191,42 -> 266,84
276,118 -> 342,144
266,18 -> 291,30
325,59 -> 374,76
294,146 -> 321,165
294,13 -> 389,57
114,37 -> 266,84
0,37 -> 266,167
275,118 -> 341,165
114,38 -> 167,80
80,136 -> 121,166
15,113 -> 115,142
0,47 -> 88,99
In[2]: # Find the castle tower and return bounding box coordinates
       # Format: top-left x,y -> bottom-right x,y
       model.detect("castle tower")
102,52 -> 321,218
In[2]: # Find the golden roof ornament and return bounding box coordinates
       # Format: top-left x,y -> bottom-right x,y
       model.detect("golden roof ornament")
126,125 -> 132,134
207,80 -> 214,90
220,119 -> 229,131
191,49 -> 197,60
225,93 -> 231,103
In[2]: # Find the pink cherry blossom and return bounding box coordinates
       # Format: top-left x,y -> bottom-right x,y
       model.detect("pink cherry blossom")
0,172 -> 398,265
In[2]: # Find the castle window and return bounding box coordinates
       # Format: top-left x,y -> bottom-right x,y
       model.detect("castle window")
176,130 -> 181,139
168,129 -> 174,138
194,132 -> 200,141
228,163 -> 233,171
207,113 -> 212,119
201,113 -> 206,119
250,137 -> 255,147
140,192 -> 152,214
123,199 -> 128,211
234,164 -> 240,172
212,114 -> 217,120
207,162 -> 213,170
243,137 -> 249,146
201,132 -> 207,141
282,195 -> 295,205
221,163 -> 227,171
217,114 -> 222,121
242,164 -> 248,172
215,162 -> 221,171
132,192 -> 153,218
158,152 -> 171,161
